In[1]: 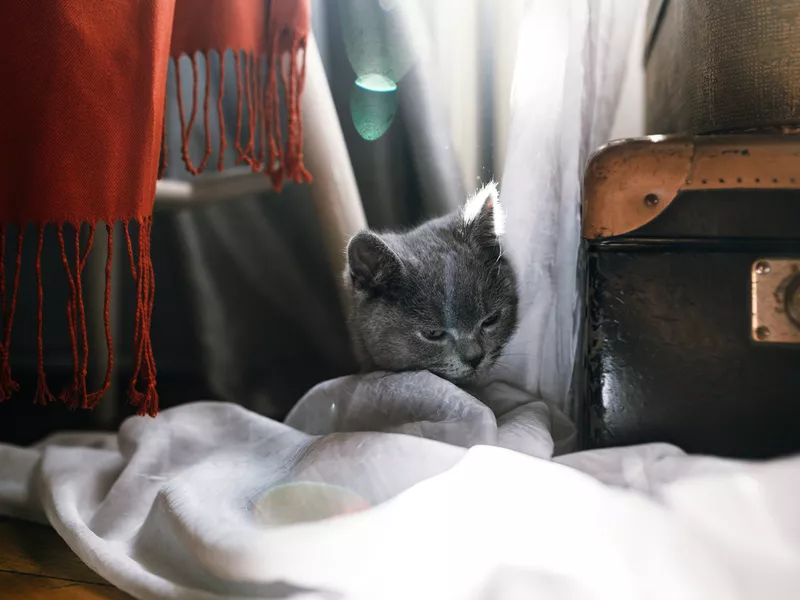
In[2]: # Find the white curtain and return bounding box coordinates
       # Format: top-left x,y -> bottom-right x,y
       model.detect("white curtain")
499,0 -> 642,419
408,0 -> 526,194
386,0 -> 644,420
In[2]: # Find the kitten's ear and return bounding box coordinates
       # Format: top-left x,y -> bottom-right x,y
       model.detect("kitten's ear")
347,231 -> 403,291
462,180 -> 506,246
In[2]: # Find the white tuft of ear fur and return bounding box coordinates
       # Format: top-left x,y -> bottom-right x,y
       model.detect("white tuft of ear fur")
463,180 -> 505,237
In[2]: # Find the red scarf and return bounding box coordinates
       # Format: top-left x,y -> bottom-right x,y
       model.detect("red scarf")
0,0 -> 311,416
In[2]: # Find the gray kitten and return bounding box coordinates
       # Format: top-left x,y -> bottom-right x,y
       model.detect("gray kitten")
344,182 -> 518,383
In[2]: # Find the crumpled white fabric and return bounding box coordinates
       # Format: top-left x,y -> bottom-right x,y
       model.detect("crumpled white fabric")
0,385 -> 799,600
285,373 -> 575,458
0,372 -> 570,599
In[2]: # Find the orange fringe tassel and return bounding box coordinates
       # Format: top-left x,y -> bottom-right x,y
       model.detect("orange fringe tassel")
0,226 -> 21,401
0,220 -> 156,416
162,45 -> 311,189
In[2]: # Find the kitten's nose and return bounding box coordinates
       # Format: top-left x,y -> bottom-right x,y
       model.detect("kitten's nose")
466,354 -> 484,369
458,341 -> 485,370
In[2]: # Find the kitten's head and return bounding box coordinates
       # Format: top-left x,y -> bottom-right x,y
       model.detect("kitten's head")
344,181 -> 518,383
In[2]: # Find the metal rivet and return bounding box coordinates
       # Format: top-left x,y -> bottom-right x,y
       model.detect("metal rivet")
644,193 -> 659,208
755,326 -> 771,340
755,261 -> 771,275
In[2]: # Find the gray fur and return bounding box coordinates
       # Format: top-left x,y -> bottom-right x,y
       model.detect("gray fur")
343,191 -> 518,384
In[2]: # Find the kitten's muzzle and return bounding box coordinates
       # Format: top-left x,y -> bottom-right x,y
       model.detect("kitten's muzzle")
456,338 -> 485,371
465,353 -> 484,370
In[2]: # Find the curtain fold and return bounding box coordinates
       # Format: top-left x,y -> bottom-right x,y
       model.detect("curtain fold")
498,0 -> 641,421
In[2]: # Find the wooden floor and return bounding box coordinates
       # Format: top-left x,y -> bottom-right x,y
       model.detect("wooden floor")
0,517 -> 132,599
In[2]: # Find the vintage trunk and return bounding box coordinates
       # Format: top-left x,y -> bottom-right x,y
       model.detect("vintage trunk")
646,0 -> 800,135
579,134 -> 800,459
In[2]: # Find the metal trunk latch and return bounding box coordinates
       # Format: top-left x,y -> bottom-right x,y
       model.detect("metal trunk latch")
751,259 -> 800,344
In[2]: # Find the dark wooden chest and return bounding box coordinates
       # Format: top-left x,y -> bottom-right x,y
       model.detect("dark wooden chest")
578,134 -> 800,459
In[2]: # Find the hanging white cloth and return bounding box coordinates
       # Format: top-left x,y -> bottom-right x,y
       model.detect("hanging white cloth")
498,0 -> 641,418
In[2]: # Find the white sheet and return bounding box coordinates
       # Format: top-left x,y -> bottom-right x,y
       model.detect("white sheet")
0,381 -> 798,600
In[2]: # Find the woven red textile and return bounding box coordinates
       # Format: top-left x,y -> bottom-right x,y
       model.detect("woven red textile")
167,0 -> 312,188
0,0 -> 311,417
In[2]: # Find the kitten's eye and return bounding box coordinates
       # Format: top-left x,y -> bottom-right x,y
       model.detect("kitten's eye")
420,329 -> 447,342
481,312 -> 500,329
